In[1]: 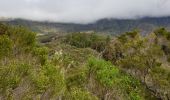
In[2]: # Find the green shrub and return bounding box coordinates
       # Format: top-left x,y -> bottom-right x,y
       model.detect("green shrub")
0,35 -> 12,59
33,46 -> 49,65
87,57 -> 121,88
66,68 -> 87,88
87,57 -> 144,99
0,63 -> 30,93
30,63 -> 65,96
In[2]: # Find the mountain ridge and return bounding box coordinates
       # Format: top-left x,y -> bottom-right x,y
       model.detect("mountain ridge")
1,16 -> 170,35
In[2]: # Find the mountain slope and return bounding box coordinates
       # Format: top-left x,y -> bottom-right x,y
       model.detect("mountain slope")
2,17 -> 170,35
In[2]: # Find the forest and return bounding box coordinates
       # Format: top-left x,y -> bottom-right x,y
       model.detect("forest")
0,23 -> 170,100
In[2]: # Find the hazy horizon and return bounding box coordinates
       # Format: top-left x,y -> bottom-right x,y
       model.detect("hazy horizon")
0,0 -> 170,24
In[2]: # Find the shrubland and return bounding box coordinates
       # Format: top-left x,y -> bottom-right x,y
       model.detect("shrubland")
0,23 -> 170,100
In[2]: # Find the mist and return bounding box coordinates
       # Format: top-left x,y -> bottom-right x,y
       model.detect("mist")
0,0 -> 170,24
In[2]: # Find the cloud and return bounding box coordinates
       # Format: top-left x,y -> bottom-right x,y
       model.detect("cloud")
0,0 -> 170,23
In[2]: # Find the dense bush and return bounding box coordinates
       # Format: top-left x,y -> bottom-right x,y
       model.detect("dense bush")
64,32 -> 110,52
1,23 -> 170,100
0,24 -> 66,99
86,57 -> 149,100
0,35 -> 12,59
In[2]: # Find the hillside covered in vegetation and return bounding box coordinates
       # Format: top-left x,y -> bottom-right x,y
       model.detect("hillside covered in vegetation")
2,17 -> 170,35
0,23 -> 170,100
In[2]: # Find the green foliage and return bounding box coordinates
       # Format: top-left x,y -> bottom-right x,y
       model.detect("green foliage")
0,24 -> 67,99
103,30 -> 169,99
0,63 -> 30,93
33,46 -> 49,65
42,63 -> 65,96
116,31 -> 163,82
0,35 -> 12,59
0,23 -> 9,35
120,75 -> 142,100
65,32 -> 92,48
64,32 -> 109,52
154,27 -> 170,40
1,23 -> 170,99
87,57 -> 145,99
0,23 -> 37,57
129,91 -> 142,100
118,30 -> 139,44
30,63 -> 65,96
88,57 -> 119,87
66,68 -> 87,88
118,43 -> 163,73
151,66 -> 170,89
30,68 -> 49,93
125,30 -> 139,38
13,28 -> 36,53
67,87 -> 98,100
154,27 -> 167,37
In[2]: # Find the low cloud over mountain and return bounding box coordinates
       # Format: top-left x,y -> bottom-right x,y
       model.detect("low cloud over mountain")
0,0 -> 170,23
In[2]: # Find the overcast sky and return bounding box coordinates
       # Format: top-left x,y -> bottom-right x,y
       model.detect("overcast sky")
0,0 -> 170,23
